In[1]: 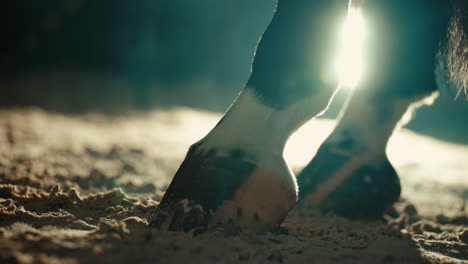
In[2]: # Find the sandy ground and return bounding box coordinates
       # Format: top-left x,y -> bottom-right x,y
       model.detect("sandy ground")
0,107 -> 467,264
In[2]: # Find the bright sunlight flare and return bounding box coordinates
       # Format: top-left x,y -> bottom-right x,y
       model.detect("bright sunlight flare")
335,8 -> 366,88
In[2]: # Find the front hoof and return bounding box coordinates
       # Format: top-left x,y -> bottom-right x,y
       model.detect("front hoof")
152,144 -> 297,232
153,199 -> 210,232
297,144 -> 401,218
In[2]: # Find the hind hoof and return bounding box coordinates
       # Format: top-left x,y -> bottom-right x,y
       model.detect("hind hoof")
297,143 -> 401,218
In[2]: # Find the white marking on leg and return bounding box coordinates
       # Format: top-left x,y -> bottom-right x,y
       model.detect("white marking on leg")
201,88 -> 336,157
327,91 -> 439,157
198,88 -> 337,190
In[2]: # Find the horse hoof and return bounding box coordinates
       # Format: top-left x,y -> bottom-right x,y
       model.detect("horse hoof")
152,144 -> 297,232
297,143 -> 401,218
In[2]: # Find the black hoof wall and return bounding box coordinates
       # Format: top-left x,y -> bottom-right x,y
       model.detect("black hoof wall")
152,199 -> 210,232
297,145 -> 401,218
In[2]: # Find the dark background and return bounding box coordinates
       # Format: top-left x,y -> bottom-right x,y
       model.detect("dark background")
0,0 -> 467,143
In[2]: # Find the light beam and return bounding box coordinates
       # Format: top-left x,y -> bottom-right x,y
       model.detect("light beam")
335,8 -> 366,88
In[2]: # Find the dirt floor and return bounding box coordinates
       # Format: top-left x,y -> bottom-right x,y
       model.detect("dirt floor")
0,107 -> 467,264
